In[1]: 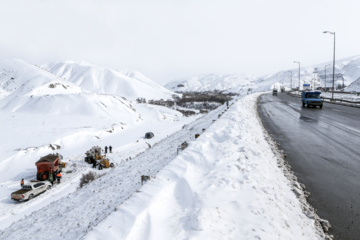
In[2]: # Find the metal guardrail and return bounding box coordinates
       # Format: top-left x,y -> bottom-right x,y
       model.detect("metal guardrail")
322,97 -> 360,105
329,91 -> 360,96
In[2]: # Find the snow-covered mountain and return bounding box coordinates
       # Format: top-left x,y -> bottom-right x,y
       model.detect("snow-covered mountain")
340,56 -> 360,91
164,73 -> 257,94
346,78 -> 360,91
165,55 -> 360,93
0,59 -> 141,119
43,61 -> 176,101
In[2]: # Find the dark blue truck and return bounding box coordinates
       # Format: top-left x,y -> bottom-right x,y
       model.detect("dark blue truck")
301,91 -> 323,108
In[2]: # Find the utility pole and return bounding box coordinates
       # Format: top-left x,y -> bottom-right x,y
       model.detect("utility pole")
323,31 -> 336,100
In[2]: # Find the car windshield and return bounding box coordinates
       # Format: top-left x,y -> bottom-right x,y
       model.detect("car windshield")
307,94 -> 320,98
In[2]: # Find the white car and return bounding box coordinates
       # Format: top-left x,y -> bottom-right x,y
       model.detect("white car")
11,181 -> 52,201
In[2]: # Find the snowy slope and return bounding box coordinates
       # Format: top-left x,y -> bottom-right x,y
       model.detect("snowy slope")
343,56 -> 360,91
0,59 -> 71,100
43,61 -> 176,100
0,93 -> 328,240
165,73 -> 257,94
0,60 -> 141,119
346,78 -> 360,91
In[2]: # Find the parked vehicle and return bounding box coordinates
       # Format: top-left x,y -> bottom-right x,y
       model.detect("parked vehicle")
272,89 -> 278,96
145,132 -> 154,139
11,181 -> 52,201
36,154 -> 63,182
84,146 -> 102,164
301,91 -> 323,108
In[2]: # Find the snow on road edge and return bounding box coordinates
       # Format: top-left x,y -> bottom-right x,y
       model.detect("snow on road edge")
84,93 -> 330,240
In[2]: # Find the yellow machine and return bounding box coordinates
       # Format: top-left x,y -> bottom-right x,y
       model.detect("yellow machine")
98,157 -> 114,170
99,158 -> 110,168
84,146 -> 114,169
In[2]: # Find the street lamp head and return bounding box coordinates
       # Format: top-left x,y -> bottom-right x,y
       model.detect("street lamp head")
323,31 -> 335,35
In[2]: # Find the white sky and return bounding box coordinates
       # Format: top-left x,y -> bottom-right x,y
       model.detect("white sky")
1,0 -> 360,84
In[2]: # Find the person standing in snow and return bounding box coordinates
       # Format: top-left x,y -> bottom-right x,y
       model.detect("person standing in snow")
109,145 -> 112,153
56,172 -> 62,183
104,146 -> 108,154
20,178 -> 24,187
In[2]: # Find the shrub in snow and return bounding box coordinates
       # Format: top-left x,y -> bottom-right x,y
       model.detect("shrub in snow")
79,171 -> 104,188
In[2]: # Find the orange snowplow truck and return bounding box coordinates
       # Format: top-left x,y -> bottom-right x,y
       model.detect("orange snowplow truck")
35,154 -> 63,181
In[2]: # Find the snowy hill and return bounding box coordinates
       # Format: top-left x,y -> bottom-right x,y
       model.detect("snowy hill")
341,56 -> 360,91
43,61 -> 176,100
0,60 -> 140,119
165,73 -> 257,94
346,78 -> 360,91
0,59 -> 70,100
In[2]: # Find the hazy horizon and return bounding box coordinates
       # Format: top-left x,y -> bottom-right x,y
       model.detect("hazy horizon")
1,0 -> 360,84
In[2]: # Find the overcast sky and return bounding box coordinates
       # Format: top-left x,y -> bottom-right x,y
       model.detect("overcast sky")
1,0 -> 360,84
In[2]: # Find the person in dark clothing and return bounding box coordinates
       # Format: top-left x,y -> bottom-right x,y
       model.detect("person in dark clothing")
20,178 -> 24,187
56,172 -> 62,183
109,145 -> 112,153
104,146 -> 108,154
92,158 -> 97,168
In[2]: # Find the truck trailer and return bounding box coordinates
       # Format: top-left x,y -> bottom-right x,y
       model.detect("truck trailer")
35,154 -> 63,182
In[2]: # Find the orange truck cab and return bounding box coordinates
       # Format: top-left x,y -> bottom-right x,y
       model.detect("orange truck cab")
35,154 -> 63,181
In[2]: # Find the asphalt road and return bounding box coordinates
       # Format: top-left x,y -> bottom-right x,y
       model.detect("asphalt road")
258,93 -> 360,240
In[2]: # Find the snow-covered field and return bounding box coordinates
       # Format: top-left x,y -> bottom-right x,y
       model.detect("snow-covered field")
0,93 -> 329,240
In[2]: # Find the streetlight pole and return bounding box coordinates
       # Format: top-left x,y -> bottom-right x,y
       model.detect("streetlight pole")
324,64 -> 330,91
323,31 -> 335,100
293,61 -> 300,90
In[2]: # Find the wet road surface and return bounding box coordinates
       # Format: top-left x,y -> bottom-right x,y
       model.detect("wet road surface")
258,93 -> 360,239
